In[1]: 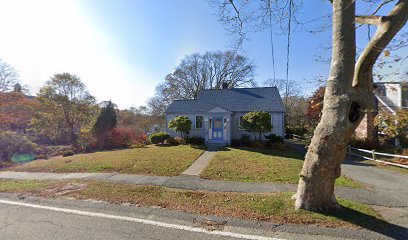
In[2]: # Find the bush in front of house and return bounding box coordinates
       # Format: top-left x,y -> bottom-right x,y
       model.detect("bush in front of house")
175,137 -> 187,145
0,131 -> 40,162
239,134 -> 251,147
264,134 -> 284,144
186,136 -> 205,145
241,111 -> 272,142
231,139 -> 240,148
149,132 -> 170,145
264,134 -> 287,150
164,137 -> 179,146
168,116 -> 192,138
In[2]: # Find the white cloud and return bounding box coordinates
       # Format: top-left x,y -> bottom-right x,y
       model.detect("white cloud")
0,0 -> 152,108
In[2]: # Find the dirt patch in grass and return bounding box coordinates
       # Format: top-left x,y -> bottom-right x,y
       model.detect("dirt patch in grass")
6,145 -> 205,176
201,148 -> 363,188
40,182 -> 87,196
0,179 -> 384,229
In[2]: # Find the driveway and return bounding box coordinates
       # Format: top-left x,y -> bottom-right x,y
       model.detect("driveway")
286,140 -> 408,229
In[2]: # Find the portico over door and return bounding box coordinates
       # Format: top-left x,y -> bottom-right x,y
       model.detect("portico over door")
206,106 -> 231,143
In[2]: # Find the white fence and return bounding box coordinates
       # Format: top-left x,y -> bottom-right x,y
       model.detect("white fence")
348,146 -> 408,169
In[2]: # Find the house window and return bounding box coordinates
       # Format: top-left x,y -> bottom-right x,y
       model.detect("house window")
238,116 -> 245,130
195,116 -> 203,129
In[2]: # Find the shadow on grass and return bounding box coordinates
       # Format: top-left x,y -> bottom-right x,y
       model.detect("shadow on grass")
87,146 -> 150,153
210,147 -> 231,152
190,145 -> 208,151
324,206 -> 408,240
154,144 -> 208,151
153,144 -> 176,147
342,158 -> 374,167
230,147 -> 305,161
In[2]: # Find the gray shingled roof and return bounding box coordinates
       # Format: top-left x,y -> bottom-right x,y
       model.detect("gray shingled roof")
165,87 -> 285,113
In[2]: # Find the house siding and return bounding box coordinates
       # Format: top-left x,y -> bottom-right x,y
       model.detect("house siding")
166,111 -> 284,143
165,113 -> 206,138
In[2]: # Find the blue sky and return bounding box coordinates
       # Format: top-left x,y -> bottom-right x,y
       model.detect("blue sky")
0,0 -> 405,109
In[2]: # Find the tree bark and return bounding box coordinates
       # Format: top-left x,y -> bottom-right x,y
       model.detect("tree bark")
294,0 -> 357,211
294,0 -> 408,211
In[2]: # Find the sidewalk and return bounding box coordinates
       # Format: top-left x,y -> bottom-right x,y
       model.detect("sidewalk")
0,170 -> 406,208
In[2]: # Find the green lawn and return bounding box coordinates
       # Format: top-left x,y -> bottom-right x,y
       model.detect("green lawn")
7,145 -> 204,176
0,179 -> 384,229
201,147 -> 363,188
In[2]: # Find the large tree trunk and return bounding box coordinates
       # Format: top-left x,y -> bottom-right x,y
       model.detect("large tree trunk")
294,0 -> 408,211
294,0 -> 357,211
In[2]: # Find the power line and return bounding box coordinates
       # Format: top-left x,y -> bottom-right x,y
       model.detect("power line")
285,0 -> 293,105
268,0 -> 276,82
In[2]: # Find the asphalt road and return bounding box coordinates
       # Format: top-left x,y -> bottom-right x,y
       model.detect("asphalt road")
0,199 -> 253,240
0,194 -> 393,240
0,205 -> 232,240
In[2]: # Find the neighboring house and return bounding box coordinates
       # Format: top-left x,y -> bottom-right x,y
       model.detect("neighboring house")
355,81 -> 407,141
375,81 -> 408,112
165,86 -> 286,146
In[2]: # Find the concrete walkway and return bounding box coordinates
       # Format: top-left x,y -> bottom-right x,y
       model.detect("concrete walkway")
182,147 -> 218,176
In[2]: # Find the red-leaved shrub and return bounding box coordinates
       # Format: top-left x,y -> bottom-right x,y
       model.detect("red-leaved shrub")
104,127 -> 147,149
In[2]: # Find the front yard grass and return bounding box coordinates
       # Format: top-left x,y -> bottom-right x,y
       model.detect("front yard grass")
6,145 -> 204,176
0,179 -> 384,229
201,148 -> 363,188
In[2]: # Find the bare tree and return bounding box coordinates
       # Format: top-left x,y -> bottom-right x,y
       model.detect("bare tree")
148,51 -> 255,115
264,78 -> 306,131
167,51 -> 255,98
374,31 -> 408,81
148,82 -> 183,116
285,96 -> 309,130
0,58 -> 19,92
211,0 -> 408,211
263,78 -> 301,98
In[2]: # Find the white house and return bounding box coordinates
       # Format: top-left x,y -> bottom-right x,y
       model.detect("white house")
164,87 -> 286,146
375,81 -> 408,111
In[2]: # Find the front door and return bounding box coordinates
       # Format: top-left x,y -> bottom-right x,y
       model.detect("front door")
212,117 -> 223,140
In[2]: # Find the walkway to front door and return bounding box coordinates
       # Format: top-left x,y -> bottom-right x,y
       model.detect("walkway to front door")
182,146 -> 219,176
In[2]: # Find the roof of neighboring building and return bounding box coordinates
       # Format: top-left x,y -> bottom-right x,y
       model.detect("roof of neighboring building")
165,87 -> 285,114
